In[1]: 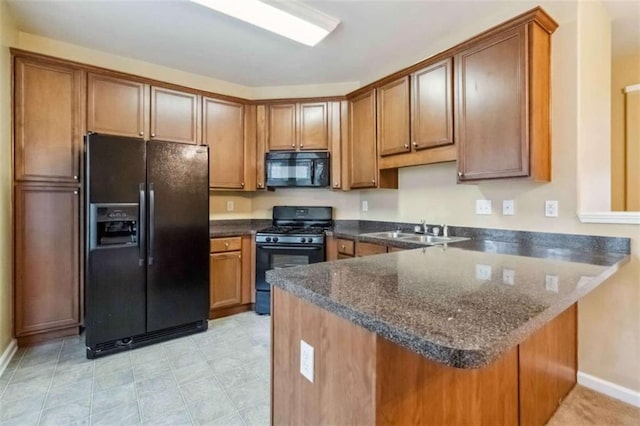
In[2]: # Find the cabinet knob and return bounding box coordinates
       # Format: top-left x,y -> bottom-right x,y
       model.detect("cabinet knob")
151,133 -> 156,138
73,175 -> 78,180
258,183 -> 263,188
334,182 -> 339,187
412,141 -> 418,147
224,242 -> 229,247
238,255 -> 242,259
458,172 -> 463,177
341,245 -> 345,250
73,191 -> 78,195
139,131 -> 144,136
241,182 -> 245,187
372,179 -> 376,184
300,144 -> 304,148
404,144 -> 409,149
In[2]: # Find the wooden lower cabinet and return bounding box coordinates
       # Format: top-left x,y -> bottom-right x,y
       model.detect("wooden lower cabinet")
209,235 -> 253,318
356,241 -> 388,257
272,287 -> 577,426
14,184 -> 80,344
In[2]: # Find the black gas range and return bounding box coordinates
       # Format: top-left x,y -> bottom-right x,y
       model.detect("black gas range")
254,206 -> 333,314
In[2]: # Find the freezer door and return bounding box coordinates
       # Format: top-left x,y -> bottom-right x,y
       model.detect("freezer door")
146,141 -> 209,331
85,134 -> 147,347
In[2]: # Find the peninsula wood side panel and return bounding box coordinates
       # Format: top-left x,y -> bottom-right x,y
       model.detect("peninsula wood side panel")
376,339 -> 519,426
519,304 -> 577,426
272,287 -> 376,426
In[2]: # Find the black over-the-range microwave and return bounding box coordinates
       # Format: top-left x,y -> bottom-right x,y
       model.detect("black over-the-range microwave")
265,151 -> 329,188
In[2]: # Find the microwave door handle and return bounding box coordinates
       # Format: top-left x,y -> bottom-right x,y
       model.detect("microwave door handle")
310,160 -> 316,184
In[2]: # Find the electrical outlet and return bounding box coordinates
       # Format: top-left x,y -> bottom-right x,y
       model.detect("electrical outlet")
545,275 -> 559,293
545,200 -> 558,217
226,201 -> 234,212
475,264 -> 492,281
300,340 -> 314,383
502,200 -> 515,216
475,200 -> 492,215
361,200 -> 369,212
503,269 -> 515,285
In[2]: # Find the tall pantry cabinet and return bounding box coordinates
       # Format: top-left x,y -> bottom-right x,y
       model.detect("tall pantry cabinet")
13,54 -> 84,344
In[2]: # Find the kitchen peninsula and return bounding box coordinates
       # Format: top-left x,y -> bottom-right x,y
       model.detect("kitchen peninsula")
267,240 -> 629,425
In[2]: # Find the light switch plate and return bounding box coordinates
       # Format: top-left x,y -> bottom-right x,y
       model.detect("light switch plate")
545,200 -> 558,217
226,201 -> 234,212
300,340 -> 314,383
475,200 -> 492,215
545,275 -> 559,292
361,200 -> 369,212
502,200 -> 515,215
475,264 -> 492,280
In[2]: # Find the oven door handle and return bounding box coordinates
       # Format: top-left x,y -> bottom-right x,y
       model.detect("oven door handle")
257,245 -> 323,251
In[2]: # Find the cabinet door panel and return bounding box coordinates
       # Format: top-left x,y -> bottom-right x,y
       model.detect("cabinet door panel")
456,28 -> 528,181
14,58 -> 84,182
298,102 -> 328,150
87,73 -> 148,138
268,104 -> 296,151
210,251 -> 242,310
349,91 -> 378,189
150,86 -> 200,144
15,185 -> 80,336
412,58 -> 453,150
204,97 -> 245,188
377,76 -> 411,156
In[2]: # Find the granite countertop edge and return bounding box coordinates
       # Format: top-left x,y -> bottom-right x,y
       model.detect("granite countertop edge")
268,254 -> 630,369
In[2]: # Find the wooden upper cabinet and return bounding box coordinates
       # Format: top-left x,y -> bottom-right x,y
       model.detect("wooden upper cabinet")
14,57 -> 85,183
150,86 -> 200,144
267,102 -> 330,151
412,58 -> 453,150
268,103 -> 297,150
203,97 -> 245,189
87,73 -> 149,138
349,90 -> 378,189
15,185 -> 80,337
377,76 -> 411,156
456,23 -> 552,182
298,102 -> 328,150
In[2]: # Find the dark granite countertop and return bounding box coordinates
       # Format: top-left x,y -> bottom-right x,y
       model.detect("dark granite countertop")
209,219 -> 270,238
267,244 -> 629,369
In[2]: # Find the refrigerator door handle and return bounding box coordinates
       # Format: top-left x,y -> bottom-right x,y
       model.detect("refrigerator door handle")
149,183 -> 155,266
138,183 -> 146,267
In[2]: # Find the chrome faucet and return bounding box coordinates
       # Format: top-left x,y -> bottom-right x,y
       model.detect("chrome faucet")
431,226 -> 441,237
442,224 -> 449,237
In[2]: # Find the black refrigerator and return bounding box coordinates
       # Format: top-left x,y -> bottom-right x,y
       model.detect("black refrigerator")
85,133 -> 209,358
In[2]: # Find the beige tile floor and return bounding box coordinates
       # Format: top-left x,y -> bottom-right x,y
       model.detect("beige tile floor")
0,311 -> 638,425
0,313 -> 270,425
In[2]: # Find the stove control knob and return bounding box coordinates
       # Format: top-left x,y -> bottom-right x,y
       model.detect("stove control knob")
300,237 -> 305,243
273,237 -> 279,243
265,237 -> 272,242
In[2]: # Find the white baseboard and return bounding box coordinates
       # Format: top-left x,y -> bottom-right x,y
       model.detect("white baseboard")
0,339 -> 17,378
578,371 -> 640,407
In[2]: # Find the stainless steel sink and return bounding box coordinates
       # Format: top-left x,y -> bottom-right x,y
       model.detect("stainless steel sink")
361,231 -> 415,239
401,235 -> 469,245
360,231 -> 469,246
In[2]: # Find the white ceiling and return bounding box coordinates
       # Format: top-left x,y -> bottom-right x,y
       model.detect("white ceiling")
5,0 -> 639,87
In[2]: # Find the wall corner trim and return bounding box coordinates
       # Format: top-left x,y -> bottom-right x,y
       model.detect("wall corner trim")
0,339 -> 18,378
578,212 -> 640,224
577,371 -> 640,407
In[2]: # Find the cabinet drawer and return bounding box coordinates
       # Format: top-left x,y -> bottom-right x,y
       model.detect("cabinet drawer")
356,241 -> 388,257
210,237 -> 242,253
337,239 -> 355,256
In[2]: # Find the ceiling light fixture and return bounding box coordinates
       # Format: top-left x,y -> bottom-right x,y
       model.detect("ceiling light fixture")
190,0 -> 340,46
